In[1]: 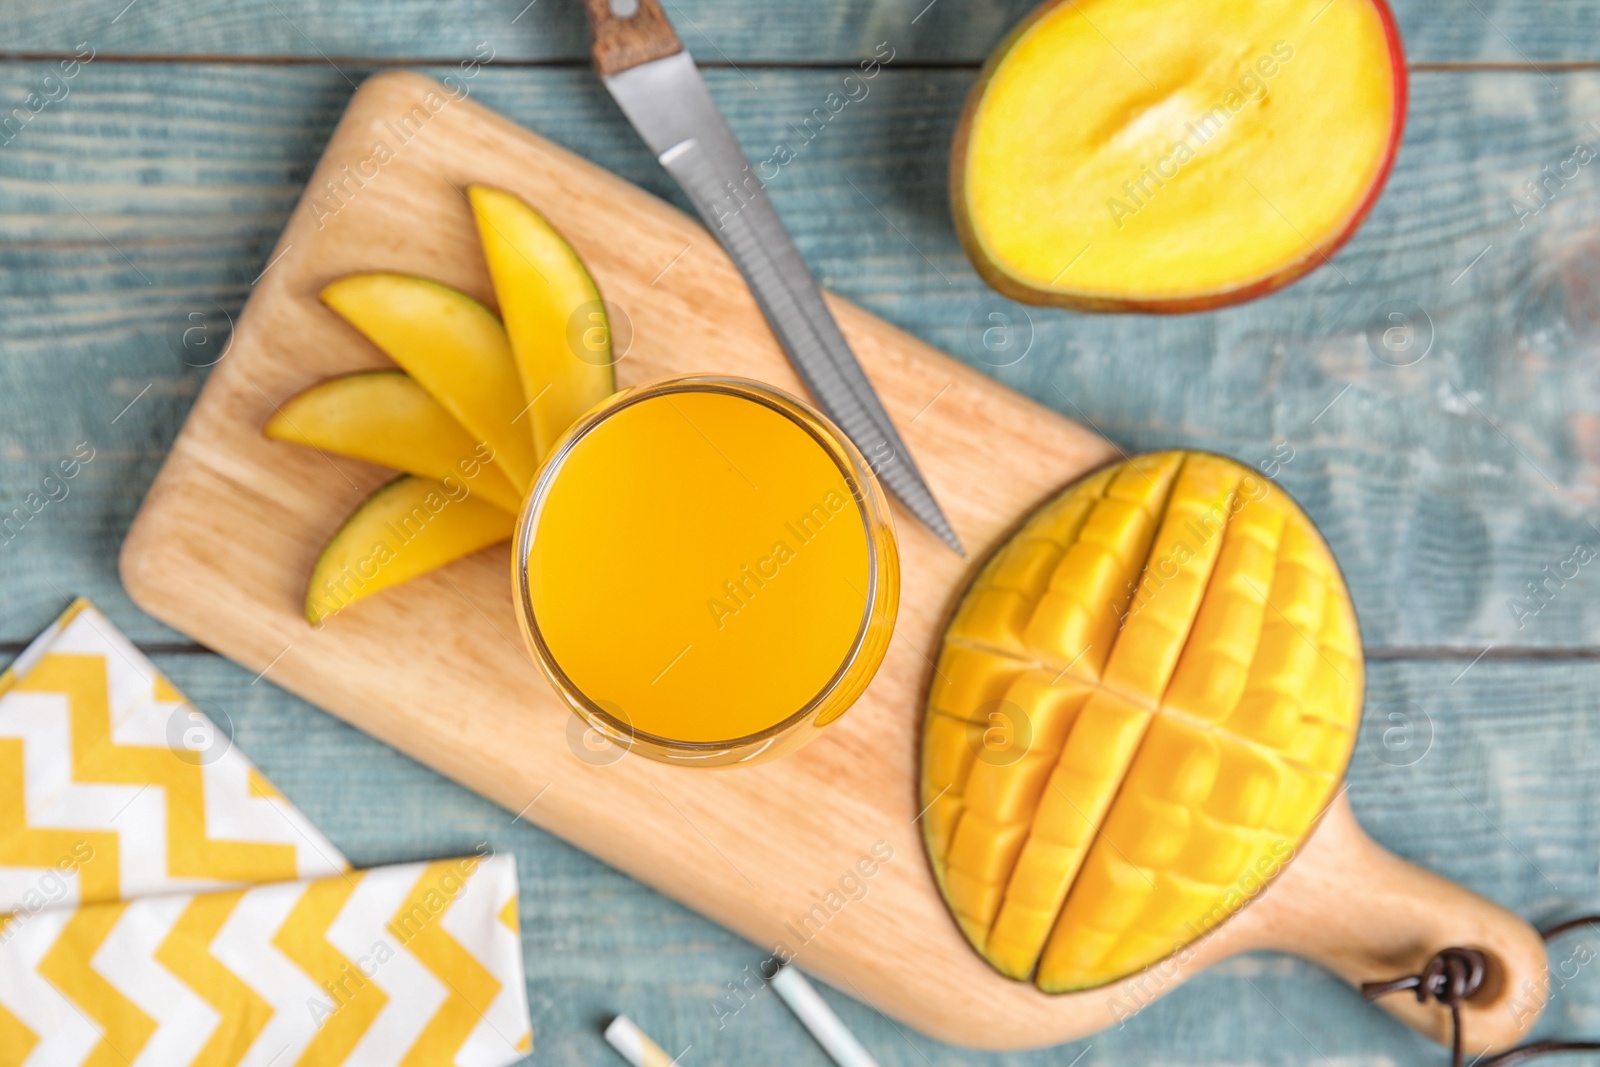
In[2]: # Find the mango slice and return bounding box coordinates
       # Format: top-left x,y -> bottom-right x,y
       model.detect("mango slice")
265,371 -> 523,513
304,475 -> 513,623
952,0 -> 1405,311
321,273 -> 540,491
468,185 -> 616,458
921,451 -> 1362,991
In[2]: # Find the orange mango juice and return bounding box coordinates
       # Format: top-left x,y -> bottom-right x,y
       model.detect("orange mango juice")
518,378 -> 898,759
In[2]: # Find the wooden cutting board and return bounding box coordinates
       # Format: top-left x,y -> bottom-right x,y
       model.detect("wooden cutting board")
122,72 -> 1546,1052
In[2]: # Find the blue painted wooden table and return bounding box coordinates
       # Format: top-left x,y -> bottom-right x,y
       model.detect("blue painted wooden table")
4,1 -> 1600,1063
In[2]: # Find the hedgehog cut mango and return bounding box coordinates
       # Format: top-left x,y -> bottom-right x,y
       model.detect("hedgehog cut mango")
920,450 -> 1362,992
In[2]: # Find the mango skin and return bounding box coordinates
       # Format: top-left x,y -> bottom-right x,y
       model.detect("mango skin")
920,451 -> 1362,992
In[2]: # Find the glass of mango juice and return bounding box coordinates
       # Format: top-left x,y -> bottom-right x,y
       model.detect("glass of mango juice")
514,375 -> 900,767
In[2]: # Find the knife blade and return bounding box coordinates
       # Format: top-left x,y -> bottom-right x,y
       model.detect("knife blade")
582,0 -> 963,556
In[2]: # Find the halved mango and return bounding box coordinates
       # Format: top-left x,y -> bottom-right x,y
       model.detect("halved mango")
265,371 -> 523,513
305,475 -> 513,623
321,273 -> 539,490
468,185 -> 616,457
952,0 -> 1406,311
921,451 -> 1362,991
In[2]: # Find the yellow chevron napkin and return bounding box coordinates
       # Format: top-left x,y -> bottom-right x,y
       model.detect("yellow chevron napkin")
0,599 -> 348,913
0,602 -> 535,1064
0,852 -> 533,1066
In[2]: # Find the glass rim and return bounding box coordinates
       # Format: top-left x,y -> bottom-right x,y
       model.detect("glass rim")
514,374 -> 893,753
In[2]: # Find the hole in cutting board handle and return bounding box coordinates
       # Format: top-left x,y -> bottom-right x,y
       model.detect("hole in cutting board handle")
610,0 -> 640,16
1473,949 -> 1507,1005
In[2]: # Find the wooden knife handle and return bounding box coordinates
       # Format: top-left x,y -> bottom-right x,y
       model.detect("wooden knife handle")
582,0 -> 683,78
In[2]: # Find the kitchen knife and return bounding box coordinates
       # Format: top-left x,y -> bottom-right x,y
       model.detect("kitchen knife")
581,0 -> 964,556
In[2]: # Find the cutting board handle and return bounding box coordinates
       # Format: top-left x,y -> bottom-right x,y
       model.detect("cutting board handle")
581,0 -> 683,78
1241,793 -> 1549,1055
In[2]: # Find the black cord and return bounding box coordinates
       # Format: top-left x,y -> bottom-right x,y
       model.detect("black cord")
1361,916 -> 1600,1067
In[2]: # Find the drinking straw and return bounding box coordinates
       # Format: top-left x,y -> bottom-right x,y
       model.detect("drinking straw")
604,1015 -> 679,1067
770,965 -> 882,1067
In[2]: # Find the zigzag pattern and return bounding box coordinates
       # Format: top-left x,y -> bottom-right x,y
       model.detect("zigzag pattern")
0,600 -> 347,915
0,855 -> 531,1066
